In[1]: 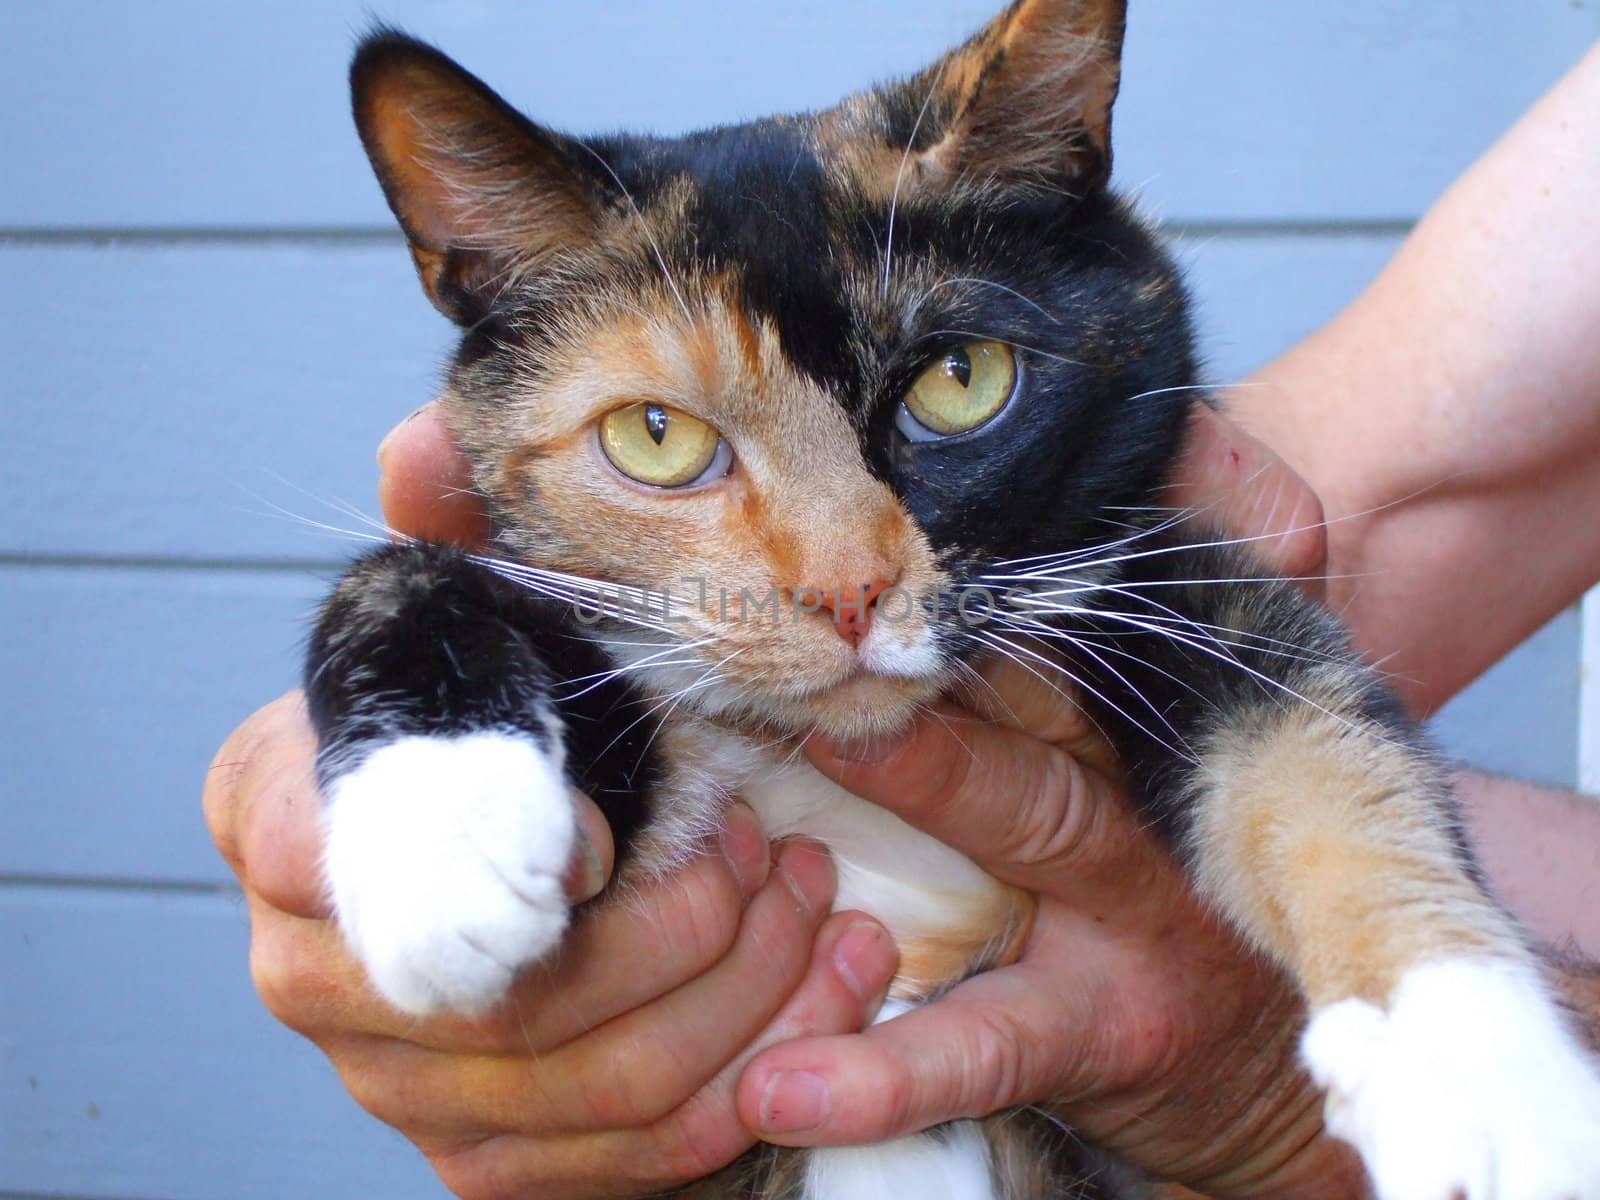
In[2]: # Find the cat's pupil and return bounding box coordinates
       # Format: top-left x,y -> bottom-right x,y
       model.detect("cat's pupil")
644,403 -> 669,445
944,348 -> 973,388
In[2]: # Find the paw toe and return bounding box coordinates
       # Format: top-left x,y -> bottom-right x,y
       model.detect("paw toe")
323,731 -> 576,1017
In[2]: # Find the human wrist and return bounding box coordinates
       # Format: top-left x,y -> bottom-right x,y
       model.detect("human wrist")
1080,975 -> 1368,1200
1177,1063 -> 1367,1200
1198,1106 -> 1368,1200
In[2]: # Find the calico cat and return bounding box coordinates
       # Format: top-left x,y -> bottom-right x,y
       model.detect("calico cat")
306,2 -> 1600,1197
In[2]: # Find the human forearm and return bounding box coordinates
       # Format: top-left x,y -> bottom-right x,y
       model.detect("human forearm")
1231,42 -> 1600,716
1456,768 -> 1600,959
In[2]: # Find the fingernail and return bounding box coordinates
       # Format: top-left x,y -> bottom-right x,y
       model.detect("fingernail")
376,405 -> 429,468
832,920 -> 897,1002
759,1070 -> 829,1134
820,728 -> 912,765
775,841 -> 833,917
719,801 -> 769,898
562,828 -> 607,902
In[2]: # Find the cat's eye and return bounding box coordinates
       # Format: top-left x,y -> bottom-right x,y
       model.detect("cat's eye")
599,402 -> 730,488
897,340 -> 1017,441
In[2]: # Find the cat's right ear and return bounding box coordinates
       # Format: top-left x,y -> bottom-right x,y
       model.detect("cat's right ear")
350,32 -> 606,325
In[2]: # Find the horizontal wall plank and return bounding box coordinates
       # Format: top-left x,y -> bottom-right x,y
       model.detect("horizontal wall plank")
0,886 -> 444,1199
0,566 -> 323,883
0,566 -> 1577,884
1,242 -> 450,562
2,233 -> 1402,561
1,2 -> 1590,230
1174,232 -> 1400,389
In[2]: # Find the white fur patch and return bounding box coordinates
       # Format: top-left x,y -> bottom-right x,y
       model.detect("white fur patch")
804,1120 -> 992,1200
800,1001 -> 994,1199
322,730 -> 575,1016
739,761 -> 1004,1200
858,619 -> 942,680
740,758 -> 1007,948
1303,958 -> 1600,1200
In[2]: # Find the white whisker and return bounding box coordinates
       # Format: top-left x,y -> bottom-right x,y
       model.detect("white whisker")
881,70 -> 942,299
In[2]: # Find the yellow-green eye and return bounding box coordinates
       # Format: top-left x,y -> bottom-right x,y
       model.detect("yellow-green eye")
599,402 -> 728,488
900,340 -> 1017,439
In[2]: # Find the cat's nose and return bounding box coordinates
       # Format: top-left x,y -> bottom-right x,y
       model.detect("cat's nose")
810,578 -> 894,648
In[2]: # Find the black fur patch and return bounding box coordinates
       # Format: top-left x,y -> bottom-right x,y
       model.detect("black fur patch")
306,542 -> 663,857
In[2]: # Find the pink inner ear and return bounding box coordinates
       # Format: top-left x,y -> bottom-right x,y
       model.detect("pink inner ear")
360,77 -> 479,251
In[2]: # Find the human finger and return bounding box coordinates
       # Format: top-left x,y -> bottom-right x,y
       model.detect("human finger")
204,692 -> 332,919
805,708 -> 1170,919
377,401 -> 492,546
251,803 -> 779,1056
323,844 -> 864,1141
425,909 -> 898,1199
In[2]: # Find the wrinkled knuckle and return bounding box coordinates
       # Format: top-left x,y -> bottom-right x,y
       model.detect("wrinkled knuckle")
651,1097 -> 745,1184
431,1140 -> 530,1200
878,1061 -> 919,1137
1035,693 -> 1096,749
249,917 -> 342,1035
576,1040 -> 674,1128
1001,749 -> 1094,869
963,1011 -> 1028,1118
660,863 -> 741,971
910,738 -> 974,826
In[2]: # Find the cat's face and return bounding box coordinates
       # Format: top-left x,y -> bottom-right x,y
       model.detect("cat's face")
353,0 -> 1195,739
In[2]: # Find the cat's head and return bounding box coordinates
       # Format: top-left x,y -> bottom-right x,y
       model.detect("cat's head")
351,0 -> 1196,740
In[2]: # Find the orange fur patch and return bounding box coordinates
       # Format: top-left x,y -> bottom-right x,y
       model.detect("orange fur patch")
1193,702 -> 1523,1006
891,885 -> 1036,1002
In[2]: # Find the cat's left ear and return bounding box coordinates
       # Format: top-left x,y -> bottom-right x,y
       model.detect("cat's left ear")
846,0 -> 1126,197
350,31 -> 610,325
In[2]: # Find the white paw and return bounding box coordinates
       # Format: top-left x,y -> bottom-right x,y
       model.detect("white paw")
1303,959 -> 1600,1200
323,730 -> 575,1016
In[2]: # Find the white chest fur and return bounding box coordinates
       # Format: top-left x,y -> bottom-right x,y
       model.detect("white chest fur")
732,749 -> 1007,1200
738,755 -> 1009,950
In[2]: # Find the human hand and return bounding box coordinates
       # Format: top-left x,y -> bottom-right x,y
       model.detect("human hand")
738,655 -> 1365,1199
202,407 -> 900,1199
726,403 -> 1356,1198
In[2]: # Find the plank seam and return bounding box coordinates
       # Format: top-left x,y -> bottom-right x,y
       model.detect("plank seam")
0,553 -> 343,574
0,874 -> 242,897
0,219 -> 1415,247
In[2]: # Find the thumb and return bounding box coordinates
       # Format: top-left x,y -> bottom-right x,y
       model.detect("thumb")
377,401 -> 491,547
563,791 -> 615,903
737,954 -> 1098,1146
1166,403 -> 1327,587
804,709 -> 1169,919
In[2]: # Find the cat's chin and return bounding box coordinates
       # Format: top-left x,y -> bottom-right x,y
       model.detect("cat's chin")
798,670 -> 943,741
694,666 -> 941,742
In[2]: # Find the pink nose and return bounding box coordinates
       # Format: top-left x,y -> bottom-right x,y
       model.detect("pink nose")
809,579 -> 894,647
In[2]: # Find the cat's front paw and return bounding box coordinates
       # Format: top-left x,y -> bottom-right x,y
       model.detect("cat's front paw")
322,731 -> 575,1016
1303,959 -> 1600,1200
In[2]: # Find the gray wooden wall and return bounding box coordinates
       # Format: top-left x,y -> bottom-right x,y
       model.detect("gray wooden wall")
3,3 -> 1594,1197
